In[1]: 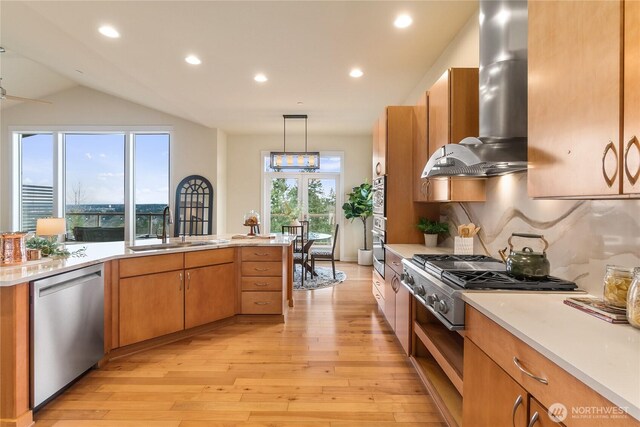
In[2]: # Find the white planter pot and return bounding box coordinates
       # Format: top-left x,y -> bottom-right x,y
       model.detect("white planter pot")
424,233 -> 438,247
358,249 -> 373,266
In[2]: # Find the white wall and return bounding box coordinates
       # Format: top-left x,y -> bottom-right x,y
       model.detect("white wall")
0,85 -> 221,233
404,10 -> 479,106
226,134 -> 371,261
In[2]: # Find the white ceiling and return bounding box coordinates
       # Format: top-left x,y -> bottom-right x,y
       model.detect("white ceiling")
0,1 -> 477,135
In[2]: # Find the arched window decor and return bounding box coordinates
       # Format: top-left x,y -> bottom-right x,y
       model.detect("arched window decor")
174,175 -> 214,236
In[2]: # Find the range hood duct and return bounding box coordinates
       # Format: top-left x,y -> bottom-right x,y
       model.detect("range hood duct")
423,0 -> 528,178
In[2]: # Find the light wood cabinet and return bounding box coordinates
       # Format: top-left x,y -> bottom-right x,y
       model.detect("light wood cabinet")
425,69 -> 486,202
383,106 -> 440,243
119,270 -> 184,346
394,278 -> 411,356
624,0 -> 640,195
185,263 -> 236,329
413,92 -> 430,202
529,397 -> 567,427
240,247 -> 284,315
383,270 -> 396,330
463,339 -> 528,427
528,0 -> 639,198
372,117 -> 386,177
465,306 -> 637,426
372,270 -> 385,311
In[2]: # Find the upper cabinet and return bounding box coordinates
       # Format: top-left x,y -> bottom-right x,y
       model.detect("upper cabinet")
373,113 -> 387,177
529,0 -> 639,198
415,68 -> 486,202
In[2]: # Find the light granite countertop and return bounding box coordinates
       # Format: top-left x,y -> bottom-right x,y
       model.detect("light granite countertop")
0,235 -> 294,287
463,292 -> 640,421
384,243 -> 452,259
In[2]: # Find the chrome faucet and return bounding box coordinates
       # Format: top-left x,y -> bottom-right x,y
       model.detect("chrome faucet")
161,206 -> 173,244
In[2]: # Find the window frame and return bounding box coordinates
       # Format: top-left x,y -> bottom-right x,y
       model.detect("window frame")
10,126 -> 172,242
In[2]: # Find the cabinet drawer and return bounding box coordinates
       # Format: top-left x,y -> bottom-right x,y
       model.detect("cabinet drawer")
241,291 -> 282,314
241,247 -> 282,262
465,306 -> 631,425
373,270 -> 385,298
185,247 -> 235,269
386,250 -> 403,274
241,261 -> 282,277
372,282 -> 384,310
241,277 -> 283,291
119,253 -> 184,278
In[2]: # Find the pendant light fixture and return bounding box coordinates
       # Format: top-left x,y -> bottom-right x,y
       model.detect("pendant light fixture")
269,114 -> 320,170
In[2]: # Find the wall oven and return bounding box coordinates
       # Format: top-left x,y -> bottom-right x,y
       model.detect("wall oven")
372,215 -> 386,277
372,176 -> 385,216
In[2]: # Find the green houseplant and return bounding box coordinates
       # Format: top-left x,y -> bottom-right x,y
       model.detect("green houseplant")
416,218 -> 449,247
342,182 -> 373,265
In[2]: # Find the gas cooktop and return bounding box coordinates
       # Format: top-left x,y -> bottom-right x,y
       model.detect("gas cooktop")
442,270 -> 578,290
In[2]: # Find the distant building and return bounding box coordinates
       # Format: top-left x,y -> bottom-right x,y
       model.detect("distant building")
22,185 -> 53,231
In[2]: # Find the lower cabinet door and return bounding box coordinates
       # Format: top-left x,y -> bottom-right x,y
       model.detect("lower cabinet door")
463,338 -> 528,427
394,280 -> 411,355
185,263 -> 236,329
119,270 -> 184,346
529,397 -> 567,427
384,270 -> 396,331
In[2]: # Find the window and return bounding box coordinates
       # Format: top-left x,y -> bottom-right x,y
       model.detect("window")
12,129 -> 171,242
262,152 -> 342,248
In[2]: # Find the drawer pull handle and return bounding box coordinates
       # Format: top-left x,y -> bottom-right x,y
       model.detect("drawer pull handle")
254,283 -> 269,287
392,261 -> 400,266
254,301 -> 271,305
179,272 -> 183,291
186,272 -> 191,290
254,267 -> 269,272
513,357 -> 548,385
527,412 -> 540,427
512,395 -> 523,427
254,253 -> 269,256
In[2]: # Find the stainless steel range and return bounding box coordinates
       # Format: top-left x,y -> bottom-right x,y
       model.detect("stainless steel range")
401,254 -> 578,330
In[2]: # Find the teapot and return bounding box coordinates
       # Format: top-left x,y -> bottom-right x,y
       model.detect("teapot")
498,233 -> 550,280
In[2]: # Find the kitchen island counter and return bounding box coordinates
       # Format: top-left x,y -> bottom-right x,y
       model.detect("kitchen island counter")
0,235 -> 294,287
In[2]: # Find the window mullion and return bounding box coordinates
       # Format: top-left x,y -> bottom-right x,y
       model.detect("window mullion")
124,133 -> 135,242
53,132 -> 65,220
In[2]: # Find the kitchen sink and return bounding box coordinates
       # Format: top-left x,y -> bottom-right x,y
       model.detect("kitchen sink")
126,239 -> 229,252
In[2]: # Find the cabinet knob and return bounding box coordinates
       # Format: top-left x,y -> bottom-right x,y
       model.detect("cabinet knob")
511,395 -> 523,427
602,140 -> 619,188
624,136 -> 640,185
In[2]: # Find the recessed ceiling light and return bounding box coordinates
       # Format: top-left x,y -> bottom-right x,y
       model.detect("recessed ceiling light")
98,25 -> 120,38
349,68 -> 364,78
185,55 -> 202,65
254,73 -> 268,83
297,101 -> 304,105
394,14 -> 413,29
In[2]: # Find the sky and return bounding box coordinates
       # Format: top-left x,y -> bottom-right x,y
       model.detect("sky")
21,133 -> 169,206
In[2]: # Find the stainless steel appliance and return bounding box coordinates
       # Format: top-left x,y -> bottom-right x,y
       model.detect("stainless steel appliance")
372,215 -> 386,277
400,254 -> 578,330
372,176 -> 385,215
31,264 -> 104,409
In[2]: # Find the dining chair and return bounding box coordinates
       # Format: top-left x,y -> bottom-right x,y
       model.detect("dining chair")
282,225 -> 303,252
311,224 -> 339,279
293,239 -> 315,287
299,220 -> 310,242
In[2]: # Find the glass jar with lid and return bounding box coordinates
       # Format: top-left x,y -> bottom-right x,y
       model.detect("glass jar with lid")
627,269 -> 640,328
603,265 -> 635,309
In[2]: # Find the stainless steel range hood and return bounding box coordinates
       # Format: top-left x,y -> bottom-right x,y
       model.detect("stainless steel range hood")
422,0 -> 528,178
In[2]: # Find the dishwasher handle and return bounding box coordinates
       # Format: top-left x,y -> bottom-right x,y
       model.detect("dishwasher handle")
37,272 -> 102,298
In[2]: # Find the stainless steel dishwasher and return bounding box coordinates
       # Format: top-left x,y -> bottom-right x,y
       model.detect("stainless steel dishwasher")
31,263 -> 104,409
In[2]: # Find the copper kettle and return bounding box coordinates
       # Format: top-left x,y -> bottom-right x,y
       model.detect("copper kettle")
1,232 -> 29,265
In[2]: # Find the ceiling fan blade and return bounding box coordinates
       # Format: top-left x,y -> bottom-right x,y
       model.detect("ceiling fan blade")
4,94 -> 52,104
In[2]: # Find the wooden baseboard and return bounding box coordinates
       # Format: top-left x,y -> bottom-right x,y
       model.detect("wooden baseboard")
236,314 -> 284,323
0,410 -> 34,427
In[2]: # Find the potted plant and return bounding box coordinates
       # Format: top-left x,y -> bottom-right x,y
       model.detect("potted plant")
416,218 -> 449,247
342,182 -> 373,265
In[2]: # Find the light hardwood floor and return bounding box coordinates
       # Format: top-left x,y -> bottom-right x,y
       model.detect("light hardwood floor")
34,262 -> 445,427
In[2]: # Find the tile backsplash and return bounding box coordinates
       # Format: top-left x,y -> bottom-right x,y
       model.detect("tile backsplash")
441,173 -> 640,295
